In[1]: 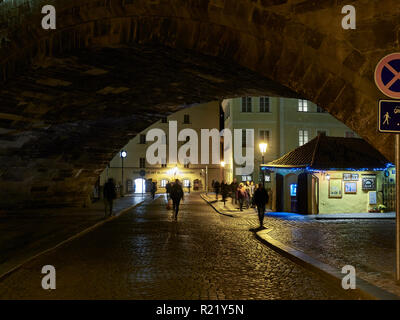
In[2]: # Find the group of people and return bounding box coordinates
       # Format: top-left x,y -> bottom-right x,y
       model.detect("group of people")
212,178 -> 269,229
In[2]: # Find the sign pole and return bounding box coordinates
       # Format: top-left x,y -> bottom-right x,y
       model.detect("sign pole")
397,134 -> 400,282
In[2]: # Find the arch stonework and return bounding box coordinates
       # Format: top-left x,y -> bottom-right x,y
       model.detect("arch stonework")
0,0 -> 398,208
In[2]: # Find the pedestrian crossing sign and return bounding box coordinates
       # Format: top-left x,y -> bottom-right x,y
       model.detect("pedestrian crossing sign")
378,100 -> 400,133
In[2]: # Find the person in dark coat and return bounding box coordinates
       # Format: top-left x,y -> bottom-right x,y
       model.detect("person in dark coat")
103,178 -> 117,217
221,180 -> 229,206
254,184 -> 269,228
237,183 -> 246,211
151,182 -> 157,199
214,180 -> 220,200
166,181 -> 172,200
230,178 -> 238,204
170,179 -> 184,221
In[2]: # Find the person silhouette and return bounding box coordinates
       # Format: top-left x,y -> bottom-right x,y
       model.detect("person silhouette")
383,112 -> 391,125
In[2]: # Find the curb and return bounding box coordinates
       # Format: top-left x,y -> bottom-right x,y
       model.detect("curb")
200,193 -> 235,217
201,193 -> 400,300
254,229 -> 400,300
0,197 -> 151,282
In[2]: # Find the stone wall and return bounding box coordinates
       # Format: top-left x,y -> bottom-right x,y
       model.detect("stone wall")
0,0 -> 398,208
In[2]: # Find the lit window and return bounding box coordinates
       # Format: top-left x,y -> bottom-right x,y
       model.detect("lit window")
241,97 -> 252,112
183,179 -> 190,187
241,175 -> 252,182
298,99 -> 308,112
161,179 -> 168,187
299,129 -> 309,146
260,97 -> 270,112
259,130 -> 270,144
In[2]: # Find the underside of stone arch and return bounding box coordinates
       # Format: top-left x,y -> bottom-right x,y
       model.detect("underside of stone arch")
0,0 -> 399,208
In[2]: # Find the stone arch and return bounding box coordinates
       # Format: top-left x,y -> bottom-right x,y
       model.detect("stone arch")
0,0 -> 398,208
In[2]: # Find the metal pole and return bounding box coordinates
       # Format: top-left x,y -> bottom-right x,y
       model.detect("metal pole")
262,154 -> 265,187
206,165 -> 208,194
396,134 -> 400,282
121,157 -> 124,197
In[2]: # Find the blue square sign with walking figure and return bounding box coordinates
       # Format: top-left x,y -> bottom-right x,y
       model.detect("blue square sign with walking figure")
379,100 -> 400,133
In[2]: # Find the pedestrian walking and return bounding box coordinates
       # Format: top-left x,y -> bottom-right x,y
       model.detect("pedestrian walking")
103,178 -> 116,217
221,180 -> 228,206
250,181 -> 255,208
214,180 -> 220,200
170,179 -> 184,220
254,184 -> 269,228
237,183 -> 247,211
151,182 -> 157,199
244,181 -> 251,209
230,178 -> 238,205
166,181 -> 172,200
187,181 -> 191,194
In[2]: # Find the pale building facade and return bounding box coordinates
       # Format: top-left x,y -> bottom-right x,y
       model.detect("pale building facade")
100,101 -> 222,194
221,96 -> 358,184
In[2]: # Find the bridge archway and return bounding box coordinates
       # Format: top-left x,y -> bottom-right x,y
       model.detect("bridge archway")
0,0 -> 397,208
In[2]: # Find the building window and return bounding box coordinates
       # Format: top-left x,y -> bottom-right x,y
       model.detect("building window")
139,158 -> 146,168
161,117 -> 168,123
224,103 -> 231,120
184,114 -> 190,124
241,97 -> 252,112
184,159 -> 190,168
259,97 -> 270,112
299,129 -> 309,146
259,130 -> 270,144
298,99 -> 308,112
242,130 -> 247,148
241,175 -> 252,182
345,131 -> 355,138
183,179 -> 190,187
316,106 -> 326,113
161,179 -> 168,187
139,134 -> 146,144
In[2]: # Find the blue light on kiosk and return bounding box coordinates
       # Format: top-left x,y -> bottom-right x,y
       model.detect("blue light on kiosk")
290,184 -> 297,197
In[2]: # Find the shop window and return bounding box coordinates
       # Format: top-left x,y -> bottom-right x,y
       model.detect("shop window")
161,179 -> 168,187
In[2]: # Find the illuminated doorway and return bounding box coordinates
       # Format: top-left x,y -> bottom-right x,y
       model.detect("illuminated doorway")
135,178 -> 146,194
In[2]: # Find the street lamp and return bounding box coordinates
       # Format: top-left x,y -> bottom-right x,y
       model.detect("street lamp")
220,161 -> 225,181
259,142 -> 268,187
120,150 -> 127,197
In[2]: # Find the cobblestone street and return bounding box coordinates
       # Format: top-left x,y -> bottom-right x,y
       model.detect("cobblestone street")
0,193 -> 350,300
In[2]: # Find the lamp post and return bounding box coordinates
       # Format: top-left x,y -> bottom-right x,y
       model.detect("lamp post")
120,150 -> 127,197
259,142 -> 268,187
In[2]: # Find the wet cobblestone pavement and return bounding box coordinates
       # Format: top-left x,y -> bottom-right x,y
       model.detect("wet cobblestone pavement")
0,193 -> 350,299
204,194 -> 400,297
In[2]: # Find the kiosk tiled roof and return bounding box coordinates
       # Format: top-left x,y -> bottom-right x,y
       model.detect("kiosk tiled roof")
264,135 -> 389,170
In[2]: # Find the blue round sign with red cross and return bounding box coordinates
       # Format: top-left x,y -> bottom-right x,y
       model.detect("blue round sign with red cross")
375,53 -> 400,99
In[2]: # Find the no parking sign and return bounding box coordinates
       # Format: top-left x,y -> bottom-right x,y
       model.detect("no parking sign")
375,53 -> 400,99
